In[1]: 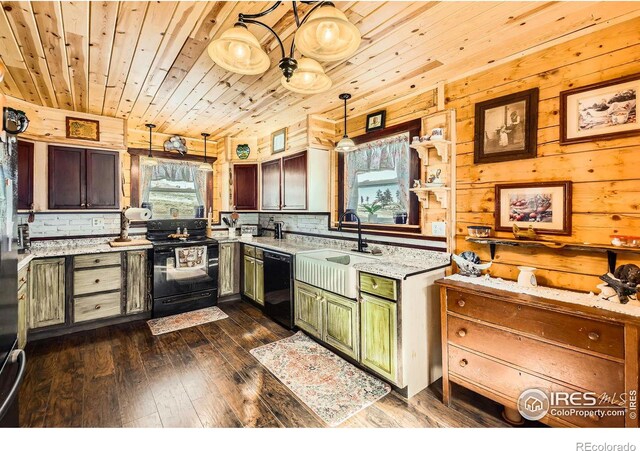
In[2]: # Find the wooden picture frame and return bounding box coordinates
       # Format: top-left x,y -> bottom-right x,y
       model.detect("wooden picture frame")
474,88 -> 538,164
560,73 -> 640,144
271,127 -> 287,154
65,117 -> 100,141
495,181 -> 572,235
365,110 -> 386,133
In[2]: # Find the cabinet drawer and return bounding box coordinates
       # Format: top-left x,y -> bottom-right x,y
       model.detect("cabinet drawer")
74,291 -> 121,322
447,315 -> 624,396
447,290 -> 624,359
359,273 -> 397,301
74,252 -> 121,269
18,265 -> 29,288
74,266 -> 122,296
243,245 -> 255,257
448,345 -> 625,428
255,247 -> 264,260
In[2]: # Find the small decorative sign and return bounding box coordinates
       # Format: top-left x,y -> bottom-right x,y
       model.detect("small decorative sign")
236,143 -> 250,160
271,127 -> 287,154
66,117 -> 100,141
366,110 -> 386,133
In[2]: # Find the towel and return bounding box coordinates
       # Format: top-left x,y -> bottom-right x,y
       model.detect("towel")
175,246 -> 207,271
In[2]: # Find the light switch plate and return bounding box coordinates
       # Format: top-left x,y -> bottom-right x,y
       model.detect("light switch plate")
92,218 -> 104,227
431,221 -> 446,236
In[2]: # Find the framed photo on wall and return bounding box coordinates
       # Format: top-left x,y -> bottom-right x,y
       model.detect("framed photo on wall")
495,181 -> 572,235
560,74 -> 640,144
474,88 -> 538,164
66,117 -> 100,141
271,127 -> 287,154
366,110 -> 386,133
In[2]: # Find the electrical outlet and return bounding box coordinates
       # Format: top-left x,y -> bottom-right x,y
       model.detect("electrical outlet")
431,221 -> 446,236
92,218 -> 104,228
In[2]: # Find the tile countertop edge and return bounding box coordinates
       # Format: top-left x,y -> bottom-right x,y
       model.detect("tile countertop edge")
19,244 -> 153,266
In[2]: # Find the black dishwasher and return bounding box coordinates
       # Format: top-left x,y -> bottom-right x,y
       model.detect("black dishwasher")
263,250 -> 294,329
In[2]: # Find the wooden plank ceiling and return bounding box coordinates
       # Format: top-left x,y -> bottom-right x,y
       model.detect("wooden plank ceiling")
1,1 -> 640,148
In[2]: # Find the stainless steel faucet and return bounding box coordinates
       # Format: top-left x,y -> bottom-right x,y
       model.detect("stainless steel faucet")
338,210 -> 369,253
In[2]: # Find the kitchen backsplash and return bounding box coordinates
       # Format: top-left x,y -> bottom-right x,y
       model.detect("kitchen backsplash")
18,212 -> 122,238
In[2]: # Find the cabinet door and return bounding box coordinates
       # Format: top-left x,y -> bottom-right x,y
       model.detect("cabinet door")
324,291 -> 359,360
126,250 -> 147,314
282,151 -> 307,210
255,259 -> 264,306
360,293 -> 397,382
243,255 -> 256,300
48,146 -> 85,209
219,243 -> 235,297
17,140 -> 34,210
86,149 -> 119,209
233,164 -> 258,210
261,159 -> 281,210
17,266 -> 29,348
29,258 -> 66,329
294,282 -> 323,338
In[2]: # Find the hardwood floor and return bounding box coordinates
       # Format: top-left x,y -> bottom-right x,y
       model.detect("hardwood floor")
19,300 -> 517,428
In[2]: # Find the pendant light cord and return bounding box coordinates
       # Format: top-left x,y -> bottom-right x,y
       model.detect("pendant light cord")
343,97 -> 348,138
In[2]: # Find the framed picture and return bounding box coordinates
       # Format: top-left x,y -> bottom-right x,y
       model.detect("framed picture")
495,181 -> 572,235
66,117 -> 100,141
560,74 -> 640,144
366,110 -> 386,133
474,88 -> 538,164
271,127 -> 287,154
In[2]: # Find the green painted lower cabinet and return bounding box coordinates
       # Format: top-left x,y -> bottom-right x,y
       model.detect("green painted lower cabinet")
360,292 -> 398,383
324,291 -> 359,360
294,281 -> 324,338
255,259 -> 265,306
243,255 -> 256,300
29,257 -> 66,329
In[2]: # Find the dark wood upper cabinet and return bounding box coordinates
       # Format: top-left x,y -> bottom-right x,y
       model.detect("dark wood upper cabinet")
17,140 -> 34,210
282,151 -> 307,210
49,146 -> 119,210
233,164 -> 258,210
261,159 -> 282,210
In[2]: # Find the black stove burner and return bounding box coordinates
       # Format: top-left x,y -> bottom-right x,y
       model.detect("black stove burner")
147,218 -> 211,245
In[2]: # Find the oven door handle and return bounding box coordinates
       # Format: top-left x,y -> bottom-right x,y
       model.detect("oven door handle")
0,349 -> 26,422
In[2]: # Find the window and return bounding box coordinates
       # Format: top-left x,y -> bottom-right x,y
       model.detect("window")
140,157 -> 210,218
337,119 -> 422,233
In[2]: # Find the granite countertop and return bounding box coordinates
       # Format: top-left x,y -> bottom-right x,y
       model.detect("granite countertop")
219,236 -> 451,279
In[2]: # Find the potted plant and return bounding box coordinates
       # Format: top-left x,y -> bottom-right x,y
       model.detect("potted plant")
362,201 -> 383,223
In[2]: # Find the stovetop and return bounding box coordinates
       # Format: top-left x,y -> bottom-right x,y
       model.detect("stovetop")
146,219 -> 216,247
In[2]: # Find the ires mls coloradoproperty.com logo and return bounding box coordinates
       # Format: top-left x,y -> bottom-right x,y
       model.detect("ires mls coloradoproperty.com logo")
517,388 -> 637,422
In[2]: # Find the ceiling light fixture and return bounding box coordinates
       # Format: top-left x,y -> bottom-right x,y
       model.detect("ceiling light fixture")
208,1 -> 360,95
143,123 -> 158,166
199,133 -> 213,172
335,93 -> 357,153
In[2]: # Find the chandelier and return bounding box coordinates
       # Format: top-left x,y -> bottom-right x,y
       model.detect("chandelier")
208,1 -> 361,94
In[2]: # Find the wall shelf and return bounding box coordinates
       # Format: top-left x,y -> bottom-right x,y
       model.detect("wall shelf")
410,139 -> 451,164
465,236 -> 640,273
410,186 -> 450,209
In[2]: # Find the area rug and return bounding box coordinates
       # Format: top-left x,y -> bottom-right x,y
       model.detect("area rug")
250,331 -> 391,426
147,306 -> 228,336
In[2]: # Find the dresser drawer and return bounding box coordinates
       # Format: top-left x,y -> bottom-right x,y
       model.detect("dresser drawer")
74,266 -> 122,296
447,315 -> 624,396
243,245 -> 255,257
255,247 -> 264,260
447,290 -> 624,359
74,291 -> 121,322
74,253 -> 121,269
359,273 -> 397,301
448,345 -> 625,428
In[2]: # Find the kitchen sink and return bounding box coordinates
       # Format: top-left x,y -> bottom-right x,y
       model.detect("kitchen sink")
295,250 -> 378,299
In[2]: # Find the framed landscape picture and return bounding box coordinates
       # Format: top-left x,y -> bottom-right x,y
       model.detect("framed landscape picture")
271,127 -> 287,154
66,117 -> 100,141
495,181 -> 572,235
560,74 -> 640,144
474,88 -> 539,164
366,110 -> 386,133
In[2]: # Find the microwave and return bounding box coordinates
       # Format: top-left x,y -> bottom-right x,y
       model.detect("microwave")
240,224 -> 262,237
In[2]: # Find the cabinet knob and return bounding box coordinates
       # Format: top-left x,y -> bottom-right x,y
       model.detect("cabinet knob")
588,412 -> 601,422
588,332 -> 600,341
95,305 -> 101,310
457,328 -> 467,337
315,294 -> 322,301
95,259 -> 100,263
457,299 -> 465,307
19,294 -> 25,301
81,203 -> 86,207
19,277 -> 26,283
371,281 -> 379,289
87,203 -> 92,207
459,359 -> 468,367
95,279 -> 100,284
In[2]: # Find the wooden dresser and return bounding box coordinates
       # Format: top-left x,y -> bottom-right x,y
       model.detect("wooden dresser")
436,278 -> 639,428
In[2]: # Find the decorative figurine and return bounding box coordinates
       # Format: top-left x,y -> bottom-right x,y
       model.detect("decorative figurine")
430,127 -> 445,141
599,264 -> 640,304
512,224 -> 539,240
426,168 -> 443,186
413,179 -> 422,188
452,251 -> 492,277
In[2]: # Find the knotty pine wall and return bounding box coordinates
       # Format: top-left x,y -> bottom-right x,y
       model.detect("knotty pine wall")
448,16 -> 640,293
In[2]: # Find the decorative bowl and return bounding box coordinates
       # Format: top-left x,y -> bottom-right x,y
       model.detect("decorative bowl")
467,226 -> 492,238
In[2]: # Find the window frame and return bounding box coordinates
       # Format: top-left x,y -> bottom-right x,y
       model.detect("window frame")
336,118 -> 422,235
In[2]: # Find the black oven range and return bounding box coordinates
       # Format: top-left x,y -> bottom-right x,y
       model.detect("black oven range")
147,219 -> 219,318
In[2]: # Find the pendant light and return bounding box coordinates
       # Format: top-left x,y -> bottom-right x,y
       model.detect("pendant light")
295,3 -> 361,62
142,123 -> 158,166
280,57 -> 332,94
208,23 -> 270,75
335,93 -> 357,153
198,133 -> 213,172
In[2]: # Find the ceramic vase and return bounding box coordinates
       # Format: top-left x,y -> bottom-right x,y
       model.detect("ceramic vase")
517,266 -> 538,288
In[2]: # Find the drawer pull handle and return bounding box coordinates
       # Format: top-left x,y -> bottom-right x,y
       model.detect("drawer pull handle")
588,332 -> 600,341
589,412 -> 601,422
459,359 -> 468,367
19,294 -> 25,301
95,305 -> 101,310
457,299 -> 465,307
95,279 -> 100,284
457,329 -> 467,337
19,277 -> 26,283
371,281 -> 379,289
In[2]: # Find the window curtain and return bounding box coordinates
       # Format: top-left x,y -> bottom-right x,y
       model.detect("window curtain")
344,132 -> 410,213
139,157 -> 207,206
